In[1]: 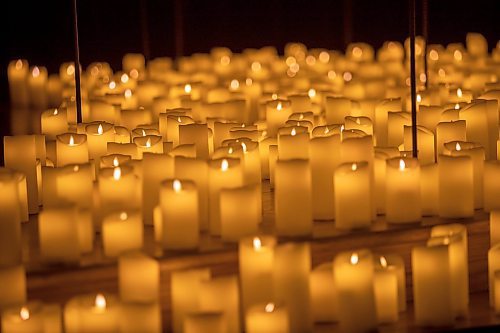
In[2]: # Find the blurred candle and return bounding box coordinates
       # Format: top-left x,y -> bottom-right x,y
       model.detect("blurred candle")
27,66 -> 48,109
245,303 -> 289,333
1,302 -> 44,333
41,108 -> 68,140
310,263 -> 337,323
64,293 -> 120,333
484,162 -> 500,212
56,133 -> 89,167
118,251 -> 159,303
179,123 -> 210,160
220,184 -> 259,241
277,126 -> 309,160
374,256 -> 399,323
0,172 -> 22,267
489,244 -> 500,307
7,59 -> 29,107
102,210 -> 143,257
0,265 -> 26,309
438,155 -> 473,218
266,99 -> 292,137
184,312 -> 227,333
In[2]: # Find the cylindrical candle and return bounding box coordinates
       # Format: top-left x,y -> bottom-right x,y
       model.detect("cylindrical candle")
102,210 -> 143,257
7,59 -> 29,108
118,251 -> 159,303
437,155 -> 473,218
56,133 -> 89,167
374,256 -> 399,323
41,108 -> 68,140
1,302 -> 44,333
245,303 -> 289,333
310,263 -> 337,323
64,293 -> 120,333
220,184 -> 259,241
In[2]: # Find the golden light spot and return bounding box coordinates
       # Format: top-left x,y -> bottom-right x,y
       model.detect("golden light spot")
380,256 -> 388,268
32,66 -> 40,78
113,167 -> 121,180
245,78 -> 253,86
399,159 -> 406,171
285,56 -> 296,66
129,69 -> 139,79
113,157 -> 119,167
319,51 -> 330,63
343,72 -> 352,82
454,50 -> 463,61
145,138 -> 152,148
251,61 -> 262,72
265,303 -> 275,313
429,49 -> 439,61
416,94 -> 422,103
457,88 -> 463,98
419,73 -> 427,83
66,64 -> 75,76
253,237 -> 262,250
276,102 -> 283,111
351,163 -> 357,171
69,135 -> 75,146
95,294 -> 106,310
328,70 -> 337,80
305,55 -> 316,66
455,142 -> 461,151
291,128 -> 297,136
124,89 -> 132,99
220,55 -> 231,66
15,59 -> 23,70
221,159 -> 229,171
108,81 -> 116,90
73,165 -> 79,172
230,79 -> 239,90
173,179 -> 182,193
119,212 -> 128,221
350,252 -> 359,265
438,68 -> 446,78
97,124 -> 103,135
308,88 -> 316,99
121,73 -> 129,83
184,84 -> 192,94
20,307 -> 30,321
53,108 -> 59,115
352,47 -> 363,58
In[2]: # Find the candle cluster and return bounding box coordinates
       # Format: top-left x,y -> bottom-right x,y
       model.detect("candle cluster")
2,32 -> 500,331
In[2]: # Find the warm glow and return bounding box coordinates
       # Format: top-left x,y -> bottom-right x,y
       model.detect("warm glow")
438,68 -> 446,78
241,142 -> 247,153
415,44 -> 422,55
429,49 -> 439,61
291,128 -> 296,136
419,73 -> 427,83
53,108 -> 58,115
380,256 -> 388,268
416,94 -> 422,103
308,88 -> 316,98
343,71 -> 352,82
352,47 -> 363,57
177,117 -> 182,123
324,126 -> 330,134
228,147 -> 234,154
245,78 -> 253,86
399,159 -> 406,171
455,142 -> 462,151
90,66 -> 99,76
141,129 -> 147,137
271,93 -> 278,100
328,70 -> 337,80
355,118 -> 361,125
276,102 -> 283,111
173,179 -> 182,193
66,64 -> 75,76
32,66 -> 40,78
221,159 -> 229,172
230,79 -> 239,90
351,163 -> 357,171
73,165 -> 79,172
95,294 -> 106,310
454,103 -> 460,110
145,138 -> 152,148
220,55 -> 231,65
184,84 -> 192,94
109,81 -> 116,90
124,89 -> 132,99
119,212 -> 128,221
129,69 -> 139,79
454,50 -> 463,61
289,63 -> 299,73
253,237 -> 262,250
457,88 -> 463,98
113,167 -> 121,180
319,51 -> 330,63
299,114 -> 304,120
121,73 -> 129,83
251,61 -> 262,71
113,157 -> 119,167
15,59 -> 23,70
285,56 -> 296,66
69,135 -> 75,146
340,125 -> 345,132
20,307 -> 30,321
265,303 -> 275,313
350,253 -> 359,265
97,124 -> 104,135
305,55 -> 316,66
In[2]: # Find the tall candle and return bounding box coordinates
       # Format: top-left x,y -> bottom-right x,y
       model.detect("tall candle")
102,210 -> 143,257
437,155 -> 473,218
179,123 -> 210,160
436,120 -> 466,156
86,122 -> 115,161
266,99 -> 292,137
374,256 -> 399,323
277,126 -> 309,160
118,251 -> 159,303
56,133 -> 89,167
56,163 -> 93,209
41,108 -> 68,140
310,263 -> 337,323
7,59 -> 29,107
220,184 -> 259,241
27,66 -> 48,109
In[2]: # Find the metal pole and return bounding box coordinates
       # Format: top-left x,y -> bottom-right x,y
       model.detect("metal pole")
409,0 -> 418,158
72,0 -> 82,124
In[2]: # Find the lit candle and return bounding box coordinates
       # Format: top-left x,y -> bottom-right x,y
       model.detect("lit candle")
325,96 -> 351,124
41,108 -> 68,140
0,265 -> 26,309
7,59 -> 29,108
403,125 -> 435,165
437,155 -> 473,218
374,256 -> 399,323
220,184 -> 259,241
310,263 -> 337,322
273,243 -> 312,333
0,172 -> 22,267
245,303 -> 290,333
1,302 -> 44,333
159,179 -> 199,249
165,115 -> 195,147
459,100 -> 496,159
134,135 -> 163,158
85,122 -> 115,161
277,126 -> 309,160
56,133 -> 89,167
56,163 -> 93,209
64,293 -> 120,333
275,159 -> 312,236
118,251 -> 159,303
374,98 -> 401,147
333,249 -> 377,333
100,154 -> 131,169
27,66 -> 48,109
102,210 -> 143,257
436,120 -> 466,156
266,99 -> 292,137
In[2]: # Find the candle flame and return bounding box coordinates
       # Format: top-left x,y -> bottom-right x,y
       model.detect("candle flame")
351,163 -> 357,171
230,79 -> 239,90
429,49 -> 439,61
220,55 -> 231,66
399,159 -> 406,171
340,125 -> 344,132
271,93 -> 278,100
124,89 -> 132,99
113,157 -> 119,167
308,88 -> 316,98
73,165 -> 79,172
113,167 -> 121,180
129,69 -> 139,79
228,147 -> 234,154
291,128 -> 296,136
53,108 -> 59,115
455,142 -> 462,151
299,114 -> 304,120
121,73 -> 129,83
97,124 -> 104,135
416,94 -> 422,103
380,256 -> 388,268
355,118 -> 361,125
109,81 -> 116,90
438,68 -> 446,78
119,212 -> 128,221
95,294 -> 106,310
350,253 -> 359,265
265,303 -> 275,313
66,64 -> 75,76
276,102 -> 282,111
319,51 -> 330,63
15,59 -> 23,70
141,129 -> 146,137
343,71 -> 353,81
184,84 -> 192,94
69,135 -> 75,146
245,78 -> 253,86
253,237 -> 262,250
145,138 -> 152,148
457,88 -> 463,98
221,159 -> 229,172
352,47 -> 363,57
454,50 -> 463,61
251,61 -> 262,72
177,116 -> 182,123
324,126 -> 330,134
454,103 -> 460,110
20,307 -> 30,321
328,70 -> 337,80
173,179 -> 182,193
241,142 -> 247,153
32,66 -> 40,78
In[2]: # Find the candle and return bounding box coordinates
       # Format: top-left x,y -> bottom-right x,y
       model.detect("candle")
107,143 -> 138,159
273,243 -> 312,333
460,100 -> 496,159
56,163 -> 93,209
208,158 -> 243,235
484,161 -> 500,212
266,99 -> 292,137
385,157 -> 421,223
374,256 -> 399,323
0,172 -> 22,267
437,155 -> 473,218
325,96 -> 351,124
310,263 -> 337,322
277,126 -> 309,160
412,241 -> 454,326
420,163 -> 438,216
179,123 -> 210,160
102,210 -> 143,257
100,154 -> 131,169
171,269 -> 211,333
275,159 -> 312,236
2,302 -> 44,333
436,120 -> 466,156
245,303 -> 289,333
64,293 -> 120,333
403,125 -> 435,165
165,115 -> 195,147
184,312 -> 227,333
56,133 -> 89,167
4,135 -> 39,213
134,135 -> 163,158
387,111 -> 410,147
7,59 -> 29,107
118,251 -> 159,302
334,162 -> 372,230
374,98 -> 401,146
220,184 -> 259,241
159,179 -> 199,249
27,66 -> 48,109
41,108 -> 68,140
120,302 -> 161,333
0,265 -> 26,308
333,249 -> 377,333
85,122 -> 115,161
199,275 -> 241,333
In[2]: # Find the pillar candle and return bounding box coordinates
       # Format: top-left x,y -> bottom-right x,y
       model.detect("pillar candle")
437,155 -> 474,218
64,293 -> 120,333
56,163 -> 93,208
385,157 -> 422,223
345,116 -> 373,135
310,263 -> 337,323
374,98 -> 401,147
208,158 -> 243,235
179,123 -> 210,160
220,184 -> 259,241
420,163 -> 438,216
56,133 -> 89,167
333,249 -> 377,333
412,242 -> 454,326
373,149 -> 399,215
86,122 -> 115,161
273,243 -> 312,333
113,126 -> 131,143
100,154 -> 131,169
0,172 -> 22,267
266,99 -> 292,137
134,135 -> 163,158
41,108 -> 68,140
0,265 -> 26,308
160,179 -> 199,249
387,111 -> 410,147
460,100 -> 494,159
4,135 -> 39,213
107,143 -> 138,159
245,303 -> 289,333
436,120 -> 466,156
334,162 -> 372,230
184,312 -> 227,333
325,96 -> 351,124
102,210 -> 143,257
404,125 -> 435,165
277,126 -> 309,160
7,59 -> 29,107
374,256 -> 399,323
165,115 -> 195,146
485,162 -> 500,212
171,269 -> 211,333
2,302 -> 44,333
119,251 -> 159,303
27,66 -> 48,109
275,159 -> 312,236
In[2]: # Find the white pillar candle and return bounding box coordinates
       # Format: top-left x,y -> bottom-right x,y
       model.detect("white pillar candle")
56,163 -> 93,209
208,158 -> 243,235
325,96 -> 351,124
334,162 -> 372,230
333,249 -> 377,333
41,108 -> 68,140
245,303 -> 289,333
273,243 -> 312,333
119,251 -> 159,303
64,293 -> 120,333
437,155 -> 474,218
384,254 -> 407,312
184,312 -> 227,333
164,115 -> 194,146
345,115 -> 373,135
374,98 -> 401,147
171,269 -> 211,333
134,135 -> 163,158
275,159 -> 312,236
277,126 -> 309,160
27,66 -> 48,109
310,263 -> 337,323
385,157 -> 421,223
436,120 -> 466,156
86,122 -> 115,161
0,265 -> 26,309
2,302 -> 44,333
220,184 -> 259,241
179,123 -> 210,160
56,133 -> 89,167
160,179 -> 199,249
7,59 -> 29,108
404,125 -> 435,165
387,111 -> 410,148
489,244 -> 500,307
0,172 -> 22,267
460,100 -> 495,159
374,256 -> 399,323
102,210 -> 143,257
266,99 -> 292,137
485,162 -> 500,212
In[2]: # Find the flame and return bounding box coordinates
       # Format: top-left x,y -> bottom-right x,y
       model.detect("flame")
299,114 -> 304,120
324,126 -> 330,134
221,159 -> 229,172
343,72 -> 352,82
416,94 -> 422,103
66,64 -> 75,76
73,165 -> 79,172
306,55 -> 316,66
355,118 -> 361,125
276,102 -> 282,111
220,55 -> 231,65
177,116 -> 182,123
454,103 -> 460,110
20,307 -> 30,321
141,129 -> 146,137
399,159 -> 406,171
429,49 -> 439,61
350,253 -> 359,265
113,167 -> 121,180
328,70 -> 337,80
308,88 -> 316,98
380,256 -> 388,268
352,47 -> 362,57
253,237 -> 262,250
109,81 -> 116,90
438,68 -> 446,78
271,93 -> 278,100
265,303 -> 275,313
454,50 -> 463,61
291,128 -> 296,136
319,51 -> 330,63
124,89 -> 132,99
32,66 -> 40,78
15,59 -> 23,70
173,179 -> 182,193
351,163 -> 357,171
53,108 -> 59,115
145,138 -> 152,148
230,79 -> 239,90
69,135 -> 75,146
251,62 -> 261,72
119,212 -> 128,221
228,147 -> 234,154
129,69 -> 139,79
245,78 -> 253,86
184,84 -> 192,94
455,142 -> 462,151
340,125 -> 345,132
457,88 -> 463,98
97,124 -> 104,135
121,73 -> 129,83
95,294 -> 106,310
241,142 -> 247,153
113,157 -> 119,167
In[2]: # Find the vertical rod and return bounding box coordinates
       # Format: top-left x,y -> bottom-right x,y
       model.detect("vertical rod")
174,0 -> 184,58
343,0 -> 353,48
409,0 -> 418,158
422,0 -> 429,89
72,0 -> 82,124
140,0 -> 151,60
